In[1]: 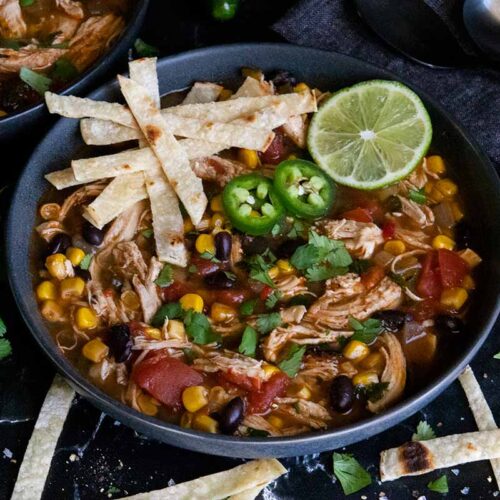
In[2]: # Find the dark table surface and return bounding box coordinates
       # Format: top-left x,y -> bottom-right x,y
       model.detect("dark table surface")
1,1 -> 499,499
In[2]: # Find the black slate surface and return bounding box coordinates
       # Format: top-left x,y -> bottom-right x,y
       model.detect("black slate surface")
1,1 -> 499,499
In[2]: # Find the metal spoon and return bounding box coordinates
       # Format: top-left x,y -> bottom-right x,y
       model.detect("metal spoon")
463,0 -> 500,60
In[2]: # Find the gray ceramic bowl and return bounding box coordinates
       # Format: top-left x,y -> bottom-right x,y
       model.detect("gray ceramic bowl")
6,44 -> 500,458
0,0 -> 149,142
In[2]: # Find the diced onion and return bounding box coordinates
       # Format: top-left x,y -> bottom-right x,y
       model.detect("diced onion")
433,201 -> 455,229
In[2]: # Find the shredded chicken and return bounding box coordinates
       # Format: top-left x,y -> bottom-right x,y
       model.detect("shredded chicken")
320,219 -> 384,258
274,275 -> 312,300
67,14 -> 125,71
56,0 -> 84,19
394,223 -> 432,250
280,305 -> 307,324
297,354 -> 339,382
132,336 -> 191,352
367,333 -> 406,413
191,156 -> 251,187
0,0 -> 26,39
89,358 -> 128,385
112,242 -> 148,282
397,195 -> 435,227
0,47 -> 67,74
274,398 -> 332,429
87,282 -> 131,325
103,200 -> 147,245
132,257 -> 162,323
398,159 -> 438,195
58,182 -> 106,221
230,234 -> 243,265
35,220 -> 67,242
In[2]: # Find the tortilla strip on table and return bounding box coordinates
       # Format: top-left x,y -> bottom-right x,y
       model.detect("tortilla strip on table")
11,375 -> 75,500
123,459 -> 286,500
183,82 -> 223,104
118,75 -> 207,225
459,365 -> 500,487
379,428 -> 500,482
83,172 -> 147,229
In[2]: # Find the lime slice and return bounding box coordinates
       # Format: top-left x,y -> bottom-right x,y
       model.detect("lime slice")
308,80 -> 432,190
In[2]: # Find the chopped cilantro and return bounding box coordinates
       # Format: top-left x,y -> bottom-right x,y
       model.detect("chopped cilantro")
427,475 -> 448,494
134,38 -> 160,57
359,382 -> 389,402
412,420 -> 436,441
247,428 -> 270,437
79,254 -> 92,271
20,0 -> 35,6
184,310 -> 220,345
141,228 -> 153,238
238,326 -> 258,358
199,251 -> 220,263
287,219 -> 307,238
278,343 -> 305,377
333,452 -> 372,495
246,253 -> 276,287
494,352 -> 500,360
349,317 -> 382,344
50,58 -> 78,82
19,67 -> 51,95
223,270 -> 237,280
154,264 -> 174,288
255,312 -> 282,335
240,298 -> 258,316
151,302 -> 183,326
0,317 -> 6,335
188,264 -> 198,274
183,348 -> 197,364
265,290 -> 282,309
0,317 -> 12,360
350,259 -> 372,275
409,188 -> 427,205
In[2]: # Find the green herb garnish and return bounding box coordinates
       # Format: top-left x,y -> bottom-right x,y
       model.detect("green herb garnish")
240,298 -> 258,316
0,316 -> 12,360
265,290 -> 282,309
349,317 -> 382,344
350,259 -> 372,275
151,302 -> 183,326
255,312 -> 282,335
79,254 -> 92,271
50,58 -> 78,82
199,251 -> 220,263
247,428 -> 269,437
246,252 -> 276,287
19,67 -> 52,95
141,228 -> 153,238
333,452 -> 372,495
278,343 -> 305,377
238,326 -> 259,358
184,310 -> 221,345
154,264 -> 174,288
494,352 -> 500,360
427,475 -> 448,494
412,420 -> 436,441
20,0 -> 35,6
357,382 -> 389,402
408,188 -> 427,205
134,38 -> 160,57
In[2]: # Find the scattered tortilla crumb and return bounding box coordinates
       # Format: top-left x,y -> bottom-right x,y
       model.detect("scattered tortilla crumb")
461,486 -> 470,495
3,448 -> 13,459
483,373 -> 488,379
437,422 -> 443,427
451,468 -> 460,476
487,476 -> 492,482
69,453 -> 79,462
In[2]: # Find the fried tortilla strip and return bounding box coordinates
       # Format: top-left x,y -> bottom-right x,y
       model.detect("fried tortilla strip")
459,365 -> 500,487
11,375 -> 75,500
80,118 -> 141,144
232,76 -> 273,98
83,172 -> 147,229
380,428 -> 500,481
183,82 -> 223,104
124,459 -> 287,500
45,167 -> 82,190
118,75 -> 207,225
129,57 -> 160,107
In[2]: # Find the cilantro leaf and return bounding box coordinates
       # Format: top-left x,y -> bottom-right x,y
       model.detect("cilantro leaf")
142,228 -> 153,238
412,421 -> 436,441
427,475 -> 448,494
278,343 -> 305,377
290,244 -> 319,270
199,251 -> 220,263
256,312 -> 282,335
0,317 -> 6,335
20,0 -> 35,7
265,290 -> 282,309
333,452 -> 372,495
0,338 -> 12,360
188,264 -> 198,274
494,352 -> 500,360
240,299 -> 258,316
134,38 -> 160,57
50,58 -> 78,82
79,254 -> 92,271
154,264 -> 174,288
151,302 -> 183,327
247,428 -> 270,437
287,219 -> 307,238
184,310 -> 220,345
247,253 -> 275,287
183,348 -> 197,364
349,259 -> 372,275
356,382 -> 389,402
409,188 -> 427,205
238,326 -> 259,358
349,317 -> 382,344
306,264 -> 348,282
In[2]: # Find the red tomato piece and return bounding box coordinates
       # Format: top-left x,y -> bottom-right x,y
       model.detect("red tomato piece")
133,353 -> 203,409
259,130 -> 286,165
437,249 -> 469,288
361,266 -> 385,290
359,199 -> 385,224
340,207 -> 373,223
247,372 -> 290,415
416,251 -> 442,298
219,369 -> 262,391
382,221 -> 396,240
160,281 -> 190,302
260,285 -> 273,301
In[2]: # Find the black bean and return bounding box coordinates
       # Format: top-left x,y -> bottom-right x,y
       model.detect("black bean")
372,309 -> 408,332
276,238 -> 306,259
75,268 -> 91,281
108,324 -> 133,363
434,314 -> 465,335
204,270 -> 236,289
47,233 -> 71,255
82,221 -> 104,246
269,70 -> 297,88
219,397 -> 245,435
385,195 -> 402,213
329,375 -> 354,413
455,220 -> 471,249
240,235 -> 269,256
215,231 -> 232,261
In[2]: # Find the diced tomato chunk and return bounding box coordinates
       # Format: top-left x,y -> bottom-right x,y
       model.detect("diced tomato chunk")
218,369 -> 262,391
160,281 -> 190,302
247,372 -> 289,415
382,221 -> 396,240
361,265 -> 385,290
359,199 -> 385,224
259,285 -> 274,301
437,249 -> 469,288
133,353 -> 203,409
416,252 -> 442,298
259,130 -> 286,165
340,207 -> 373,223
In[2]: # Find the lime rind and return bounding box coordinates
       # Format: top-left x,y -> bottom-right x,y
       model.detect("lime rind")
308,80 -> 432,190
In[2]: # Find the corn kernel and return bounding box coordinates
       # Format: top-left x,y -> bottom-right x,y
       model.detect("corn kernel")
432,235 -> 456,251
462,275 -> 475,290
339,361 -> 357,375
434,178 -> 458,198
166,319 -> 187,340
440,287 -> 468,310
144,327 -> 162,340
210,302 -> 237,323
263,363 -> 281,377
342,340 -> 370,361
40,300 -> 65,322
36,281 -> 57,301
192,414 -> 219,433
353,371 -> 379,387
267,415 -> 285,429
75,306 -> 98,330
195,233 -> 215,255
287,154 -> 297,160
184,218 -> 194,233
218,88 -> 233,101
121,290 -> 141,310
277,259 -> 294,275
45,253 -> 72,280
182,386 -> 209,413
424,180 -> 435,195
210,195 -> 223,212
429,186 -> 445,202
451,201 -> 464,222
361,352 -> 385,374
66,247 -> 85,266
82,338 -> 108,363
458,249 -> 482,268
292,385 -> 312,400
60,277 -> 86,299
210,213 -> 225,230
241,67 -> 263,80
137,393 -> 159,416
426,155 -> 446,175
268,266 -> 280,280
180,293 -> 204,313
180,412 -> 194,428
238,148 -> 260,169
384,240 -> 406,255
293,82 -> 310,93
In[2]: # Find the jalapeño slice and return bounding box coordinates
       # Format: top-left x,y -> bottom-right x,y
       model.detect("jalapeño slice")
222,174 -> 284,235
274,159 -> 335,219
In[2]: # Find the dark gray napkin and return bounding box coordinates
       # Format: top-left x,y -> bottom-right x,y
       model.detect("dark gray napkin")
273,0 -> 500,168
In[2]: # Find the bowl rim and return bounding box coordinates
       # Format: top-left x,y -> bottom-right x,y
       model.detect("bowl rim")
7,42 -> 500,458
0,0 -> 149,124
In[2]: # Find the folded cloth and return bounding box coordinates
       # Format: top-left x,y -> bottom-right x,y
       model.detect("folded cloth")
273,0 -> 500,168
